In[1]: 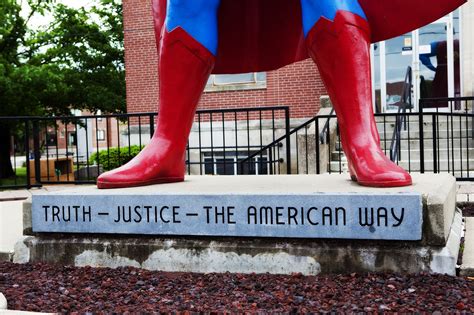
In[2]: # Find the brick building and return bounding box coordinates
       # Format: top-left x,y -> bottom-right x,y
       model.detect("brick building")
123,0 -> 327,119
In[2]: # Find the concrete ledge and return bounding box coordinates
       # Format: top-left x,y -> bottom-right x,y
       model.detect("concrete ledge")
14,209 -> 463,275
0,292 -> 7,310
25,174 -> 456,245
461,217 -> 474,276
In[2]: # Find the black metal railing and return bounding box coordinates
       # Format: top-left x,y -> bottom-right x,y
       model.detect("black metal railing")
389,66 -> 413,162
0,106 -> 290,189
186,106 -> 291,176
2,96 -> 473,190
245,96 -> 474,181
418,97 -> 474,179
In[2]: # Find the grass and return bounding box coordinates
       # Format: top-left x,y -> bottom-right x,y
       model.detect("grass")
0,167 -> 28,188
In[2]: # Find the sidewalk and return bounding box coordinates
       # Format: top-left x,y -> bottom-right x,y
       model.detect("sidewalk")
0,185 -> 85,261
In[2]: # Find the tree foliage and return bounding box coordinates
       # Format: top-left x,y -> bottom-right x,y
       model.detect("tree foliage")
0,0 -> 125,117
0,0 -> 125,178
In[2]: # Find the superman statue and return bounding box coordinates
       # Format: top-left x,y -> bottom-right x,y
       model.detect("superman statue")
97,0 -> 466,189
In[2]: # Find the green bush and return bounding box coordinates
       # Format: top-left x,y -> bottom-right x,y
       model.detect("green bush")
89,145 -> 144,171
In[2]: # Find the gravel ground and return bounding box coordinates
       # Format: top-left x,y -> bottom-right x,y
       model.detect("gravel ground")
0,262 -> 473,313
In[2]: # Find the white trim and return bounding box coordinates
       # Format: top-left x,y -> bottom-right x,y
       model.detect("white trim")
413,29 -> 420,112
459,6 -> 464,97
447,13 -> 455,99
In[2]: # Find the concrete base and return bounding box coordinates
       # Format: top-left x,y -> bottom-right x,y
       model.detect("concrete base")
461,217 -> 474,276
15,174 -> 462,275
14,211 -> 463,276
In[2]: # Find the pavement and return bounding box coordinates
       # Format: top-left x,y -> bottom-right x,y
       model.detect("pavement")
0,186 -> 75,260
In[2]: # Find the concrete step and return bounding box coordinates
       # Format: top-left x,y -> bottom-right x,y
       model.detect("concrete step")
329,159 -> 474,173
376,121 -> 473,134
375,115 -> 472,124
380,138 -> 474,151
332,137 -> 474,150
331,148 -> 474,161
460,217 -> 474,276
377,129 -> 474,141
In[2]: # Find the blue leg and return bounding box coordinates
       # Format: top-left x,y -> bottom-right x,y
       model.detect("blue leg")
165,0 -> 221,55
300,0 -> 367,38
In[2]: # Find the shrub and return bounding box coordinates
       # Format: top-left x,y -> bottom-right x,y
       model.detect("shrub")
89,145 -> 144,171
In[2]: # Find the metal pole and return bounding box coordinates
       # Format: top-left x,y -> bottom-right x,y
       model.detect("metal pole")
419,102 -> 425,173
432,114 -> 438,173
285,107 -> 291,174
25,120 -> 31,189
32,120 -> 41,184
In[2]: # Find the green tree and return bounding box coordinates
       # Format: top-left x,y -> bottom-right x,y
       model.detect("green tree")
0,0 -> 125,179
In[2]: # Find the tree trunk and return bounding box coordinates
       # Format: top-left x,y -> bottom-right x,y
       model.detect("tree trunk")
0,123 -> 15,179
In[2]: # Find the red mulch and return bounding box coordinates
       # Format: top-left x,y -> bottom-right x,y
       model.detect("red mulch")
0,262 -> 472,313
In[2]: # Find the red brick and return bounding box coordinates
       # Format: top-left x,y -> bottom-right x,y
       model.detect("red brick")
123,0 -> 328,119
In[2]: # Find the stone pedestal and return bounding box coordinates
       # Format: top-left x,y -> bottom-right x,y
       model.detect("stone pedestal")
16,174 -> 462,275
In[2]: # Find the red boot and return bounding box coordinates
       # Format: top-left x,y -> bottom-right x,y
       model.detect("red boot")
306,11 -> 412,187
97,28 -> 215,189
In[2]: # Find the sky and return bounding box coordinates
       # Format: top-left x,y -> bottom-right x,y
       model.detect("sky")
21,0 -> 95,29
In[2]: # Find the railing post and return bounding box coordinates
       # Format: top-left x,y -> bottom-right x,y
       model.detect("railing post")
24,120 -> 31,189
32,120 -> 41,184
269,148 -> 273,175
149,114 -> 155,137
315,118 -> 320,174
432,114 -> 438,173
419,102 -> 425,174
284,107 -> 291,174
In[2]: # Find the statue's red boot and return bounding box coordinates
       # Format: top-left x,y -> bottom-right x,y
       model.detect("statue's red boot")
97,28 -> 214,189
306,11 -> 412,187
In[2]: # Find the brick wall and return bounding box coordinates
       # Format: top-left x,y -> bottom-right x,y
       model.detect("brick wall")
123,0 -> 328,119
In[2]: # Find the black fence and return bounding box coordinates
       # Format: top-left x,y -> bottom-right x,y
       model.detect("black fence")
255,97 -> 474,181
0,106 -> 290,189
1,97 -> 473,190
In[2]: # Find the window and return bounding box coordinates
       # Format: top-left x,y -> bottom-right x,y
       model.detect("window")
203,151 -> 268,175
205,72 -> 266,92
46,132 -> 57,146
97,129 -> 105,141
68,132 -> 77,146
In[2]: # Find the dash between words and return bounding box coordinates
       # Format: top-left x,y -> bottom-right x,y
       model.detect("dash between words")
41,204 -> 405,227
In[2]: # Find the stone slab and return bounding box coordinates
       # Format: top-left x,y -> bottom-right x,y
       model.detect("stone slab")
460,217 -> 474,276
27,174 -> 456,245
31,176 -> 422,241
13,209 -> 463,276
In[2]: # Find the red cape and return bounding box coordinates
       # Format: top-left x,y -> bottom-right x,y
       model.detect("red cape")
152,0 -> 466,74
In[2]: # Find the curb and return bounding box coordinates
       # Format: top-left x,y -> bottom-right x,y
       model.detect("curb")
0,292 -> 7,310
